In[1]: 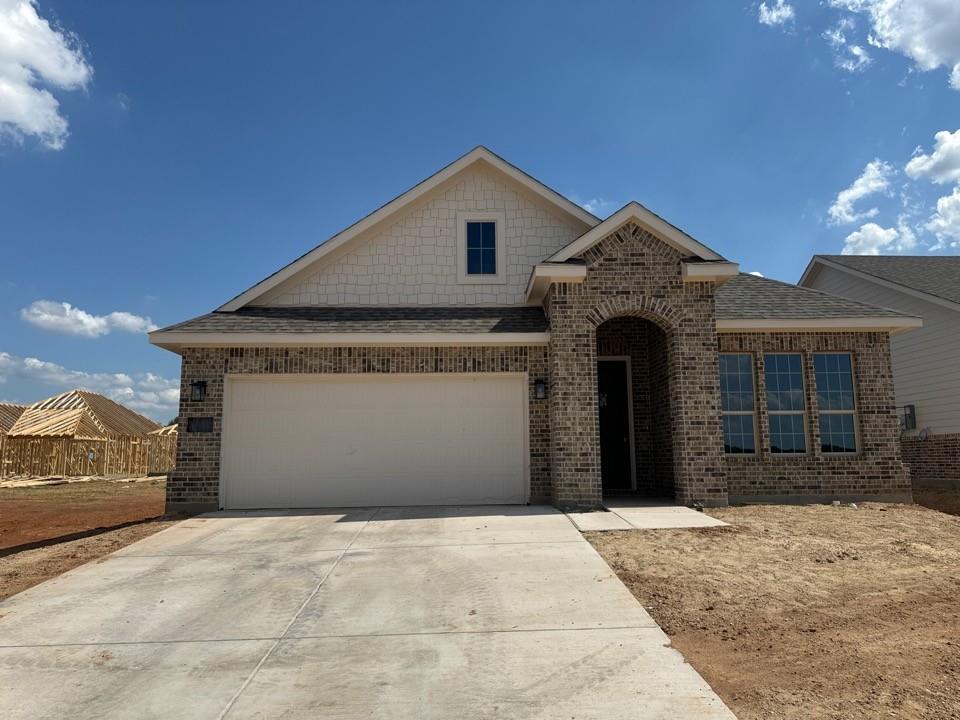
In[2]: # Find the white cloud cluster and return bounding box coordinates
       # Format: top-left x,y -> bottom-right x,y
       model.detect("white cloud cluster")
0,351 -> 179,418
0,0 -> 92,149
905,129 -> 960,185
21,300 -> 158,337
841,219 -> 917,255
579,198 -> 617,216
828,159 -> 894,225
823,18 -> 872,72
925,187 -> 960,249
830,0 -> 960,90
758,0 -> 795,27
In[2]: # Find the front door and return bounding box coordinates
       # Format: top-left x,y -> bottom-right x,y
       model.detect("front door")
597,359 -> 634,492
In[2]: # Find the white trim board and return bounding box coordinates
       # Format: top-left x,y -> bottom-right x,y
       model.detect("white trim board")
716,317 -> 923,335
218,147 -> 598,312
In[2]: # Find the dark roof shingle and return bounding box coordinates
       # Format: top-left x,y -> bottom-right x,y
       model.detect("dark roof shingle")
816,255 -> 960,305
715,273 -> 911,319
158,306 -> 549,334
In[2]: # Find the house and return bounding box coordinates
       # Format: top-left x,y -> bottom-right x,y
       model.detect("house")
150,147 -> 921,513
800,255 -> 960,488
2,389 -> 173,477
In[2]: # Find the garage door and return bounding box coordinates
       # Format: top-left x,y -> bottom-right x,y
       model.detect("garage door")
220,374 -> 528,509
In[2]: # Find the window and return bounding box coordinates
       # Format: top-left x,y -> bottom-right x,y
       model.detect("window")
466,221 -> 496,275
719,353 -> 756,454
764,353 -> 807,453
457,211 -> 505,284
815,353 -> 858,453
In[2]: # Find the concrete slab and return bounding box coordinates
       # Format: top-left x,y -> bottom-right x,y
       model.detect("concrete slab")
289,541 -> 657,637
605,502 -> 729,530
352,504 -> 582,548
114,507 -> 376,556
228,630 -> 734,720
0,551 -> 339,645
0,640 -> 273,720
566,510 -> 634,531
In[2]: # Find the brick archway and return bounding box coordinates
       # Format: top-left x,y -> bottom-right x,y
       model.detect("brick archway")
586,295 -> 684,333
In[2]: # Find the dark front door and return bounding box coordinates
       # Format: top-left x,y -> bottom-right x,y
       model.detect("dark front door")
598,359 -> 633,491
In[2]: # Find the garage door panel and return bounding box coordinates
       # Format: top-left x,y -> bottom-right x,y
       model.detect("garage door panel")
221,375 -> 527,509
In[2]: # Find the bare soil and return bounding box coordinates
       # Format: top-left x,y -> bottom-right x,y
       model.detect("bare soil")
914,488 -> 960,517
0,479 -> 166,550
587,501 -> 960,720
0,519 -> 177,601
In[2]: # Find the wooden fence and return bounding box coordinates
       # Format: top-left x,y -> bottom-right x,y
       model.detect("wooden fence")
0,434 -> 177,478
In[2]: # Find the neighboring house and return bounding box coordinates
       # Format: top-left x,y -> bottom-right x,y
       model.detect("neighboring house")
800,255 -> 960,488
150,147 -> 920,513
2,389 -> 172,477
0,402 -> 27,476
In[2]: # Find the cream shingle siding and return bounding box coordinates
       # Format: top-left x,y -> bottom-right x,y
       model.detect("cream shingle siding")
806,264 -> 960,435
257,169 -> 581,307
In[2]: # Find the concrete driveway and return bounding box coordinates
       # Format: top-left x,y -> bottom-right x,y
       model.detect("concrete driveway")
0,506 -> 734,719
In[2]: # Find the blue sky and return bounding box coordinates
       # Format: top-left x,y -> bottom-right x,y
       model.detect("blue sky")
1,0 -> 959,420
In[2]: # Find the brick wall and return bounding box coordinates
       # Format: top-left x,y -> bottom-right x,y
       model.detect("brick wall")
167,344 -> 550,511
545,221 -> 727,508
719,332 -> 911,501
901,433 -> 960,488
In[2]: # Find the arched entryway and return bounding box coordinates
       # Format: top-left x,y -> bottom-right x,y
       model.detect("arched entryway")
595,315 -> 675,500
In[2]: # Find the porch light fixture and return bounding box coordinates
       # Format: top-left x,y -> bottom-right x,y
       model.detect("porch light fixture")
190,380 -> 207,402
534,378 -> 547,400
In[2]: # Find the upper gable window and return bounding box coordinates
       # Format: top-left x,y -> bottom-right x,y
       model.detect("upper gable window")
466,222 -> 497,275
457,211 -> 506,285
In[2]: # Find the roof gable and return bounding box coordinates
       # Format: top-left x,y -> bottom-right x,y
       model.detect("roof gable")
218,147 -> 599,311
547,201 -> 725,263
0,402 -> 25,434
801,255 -> 960,311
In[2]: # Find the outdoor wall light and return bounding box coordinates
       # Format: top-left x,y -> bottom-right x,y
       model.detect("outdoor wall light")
190,380 -> 207,402
534,378 -> 547,400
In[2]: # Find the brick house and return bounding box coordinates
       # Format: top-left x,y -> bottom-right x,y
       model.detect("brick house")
801,255 -> 960,489
150,147 -> 920,513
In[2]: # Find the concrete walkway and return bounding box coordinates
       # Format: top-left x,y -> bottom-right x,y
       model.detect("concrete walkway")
568,500 -> 729,532
0,506 -> 734,719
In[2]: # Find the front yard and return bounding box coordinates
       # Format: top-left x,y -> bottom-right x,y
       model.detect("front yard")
587,500 -> 960,719
0,479 -> 174,601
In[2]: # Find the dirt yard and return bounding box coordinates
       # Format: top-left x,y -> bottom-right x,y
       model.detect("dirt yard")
0,479 -> 173,601
587,501 -> 960,720
0,478 -> 166,550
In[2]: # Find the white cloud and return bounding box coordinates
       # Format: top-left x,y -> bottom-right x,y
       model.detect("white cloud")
748,271 -> 765,277
0,351 -> 179,419
21,300 -> 158,337
905,129 -> 960,185
829,0 -> 960,90
925,186 -> 960,249
841,221 -> 916,254
0,0 -> 93,149
823,18 -> 873,72
758,0 -> 795,27
828,159 -> 895,225
577,197 -> 618,217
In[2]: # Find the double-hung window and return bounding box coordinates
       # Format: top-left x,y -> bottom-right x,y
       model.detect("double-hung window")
719,353 -> 756,454
466,221 -> 497,275
814,353 -> 858,453
764,353 -> 807,454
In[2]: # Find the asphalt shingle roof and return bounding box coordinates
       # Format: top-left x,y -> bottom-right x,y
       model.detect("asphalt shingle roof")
816,255 -> 960,305
159,306 -> 549,334
715,273 -> 911,319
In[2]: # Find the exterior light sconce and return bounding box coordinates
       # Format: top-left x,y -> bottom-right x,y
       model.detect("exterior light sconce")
190,381 -> 207,402
534,378 -> 547,400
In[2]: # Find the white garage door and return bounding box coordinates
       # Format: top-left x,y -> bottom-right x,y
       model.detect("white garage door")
220,374 -> 528,509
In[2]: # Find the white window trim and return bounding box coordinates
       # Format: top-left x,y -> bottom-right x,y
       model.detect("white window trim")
814,352 -> 861,456
457,211 -> 507,285
763,352 -> 810,456
720,352 -> 758,455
